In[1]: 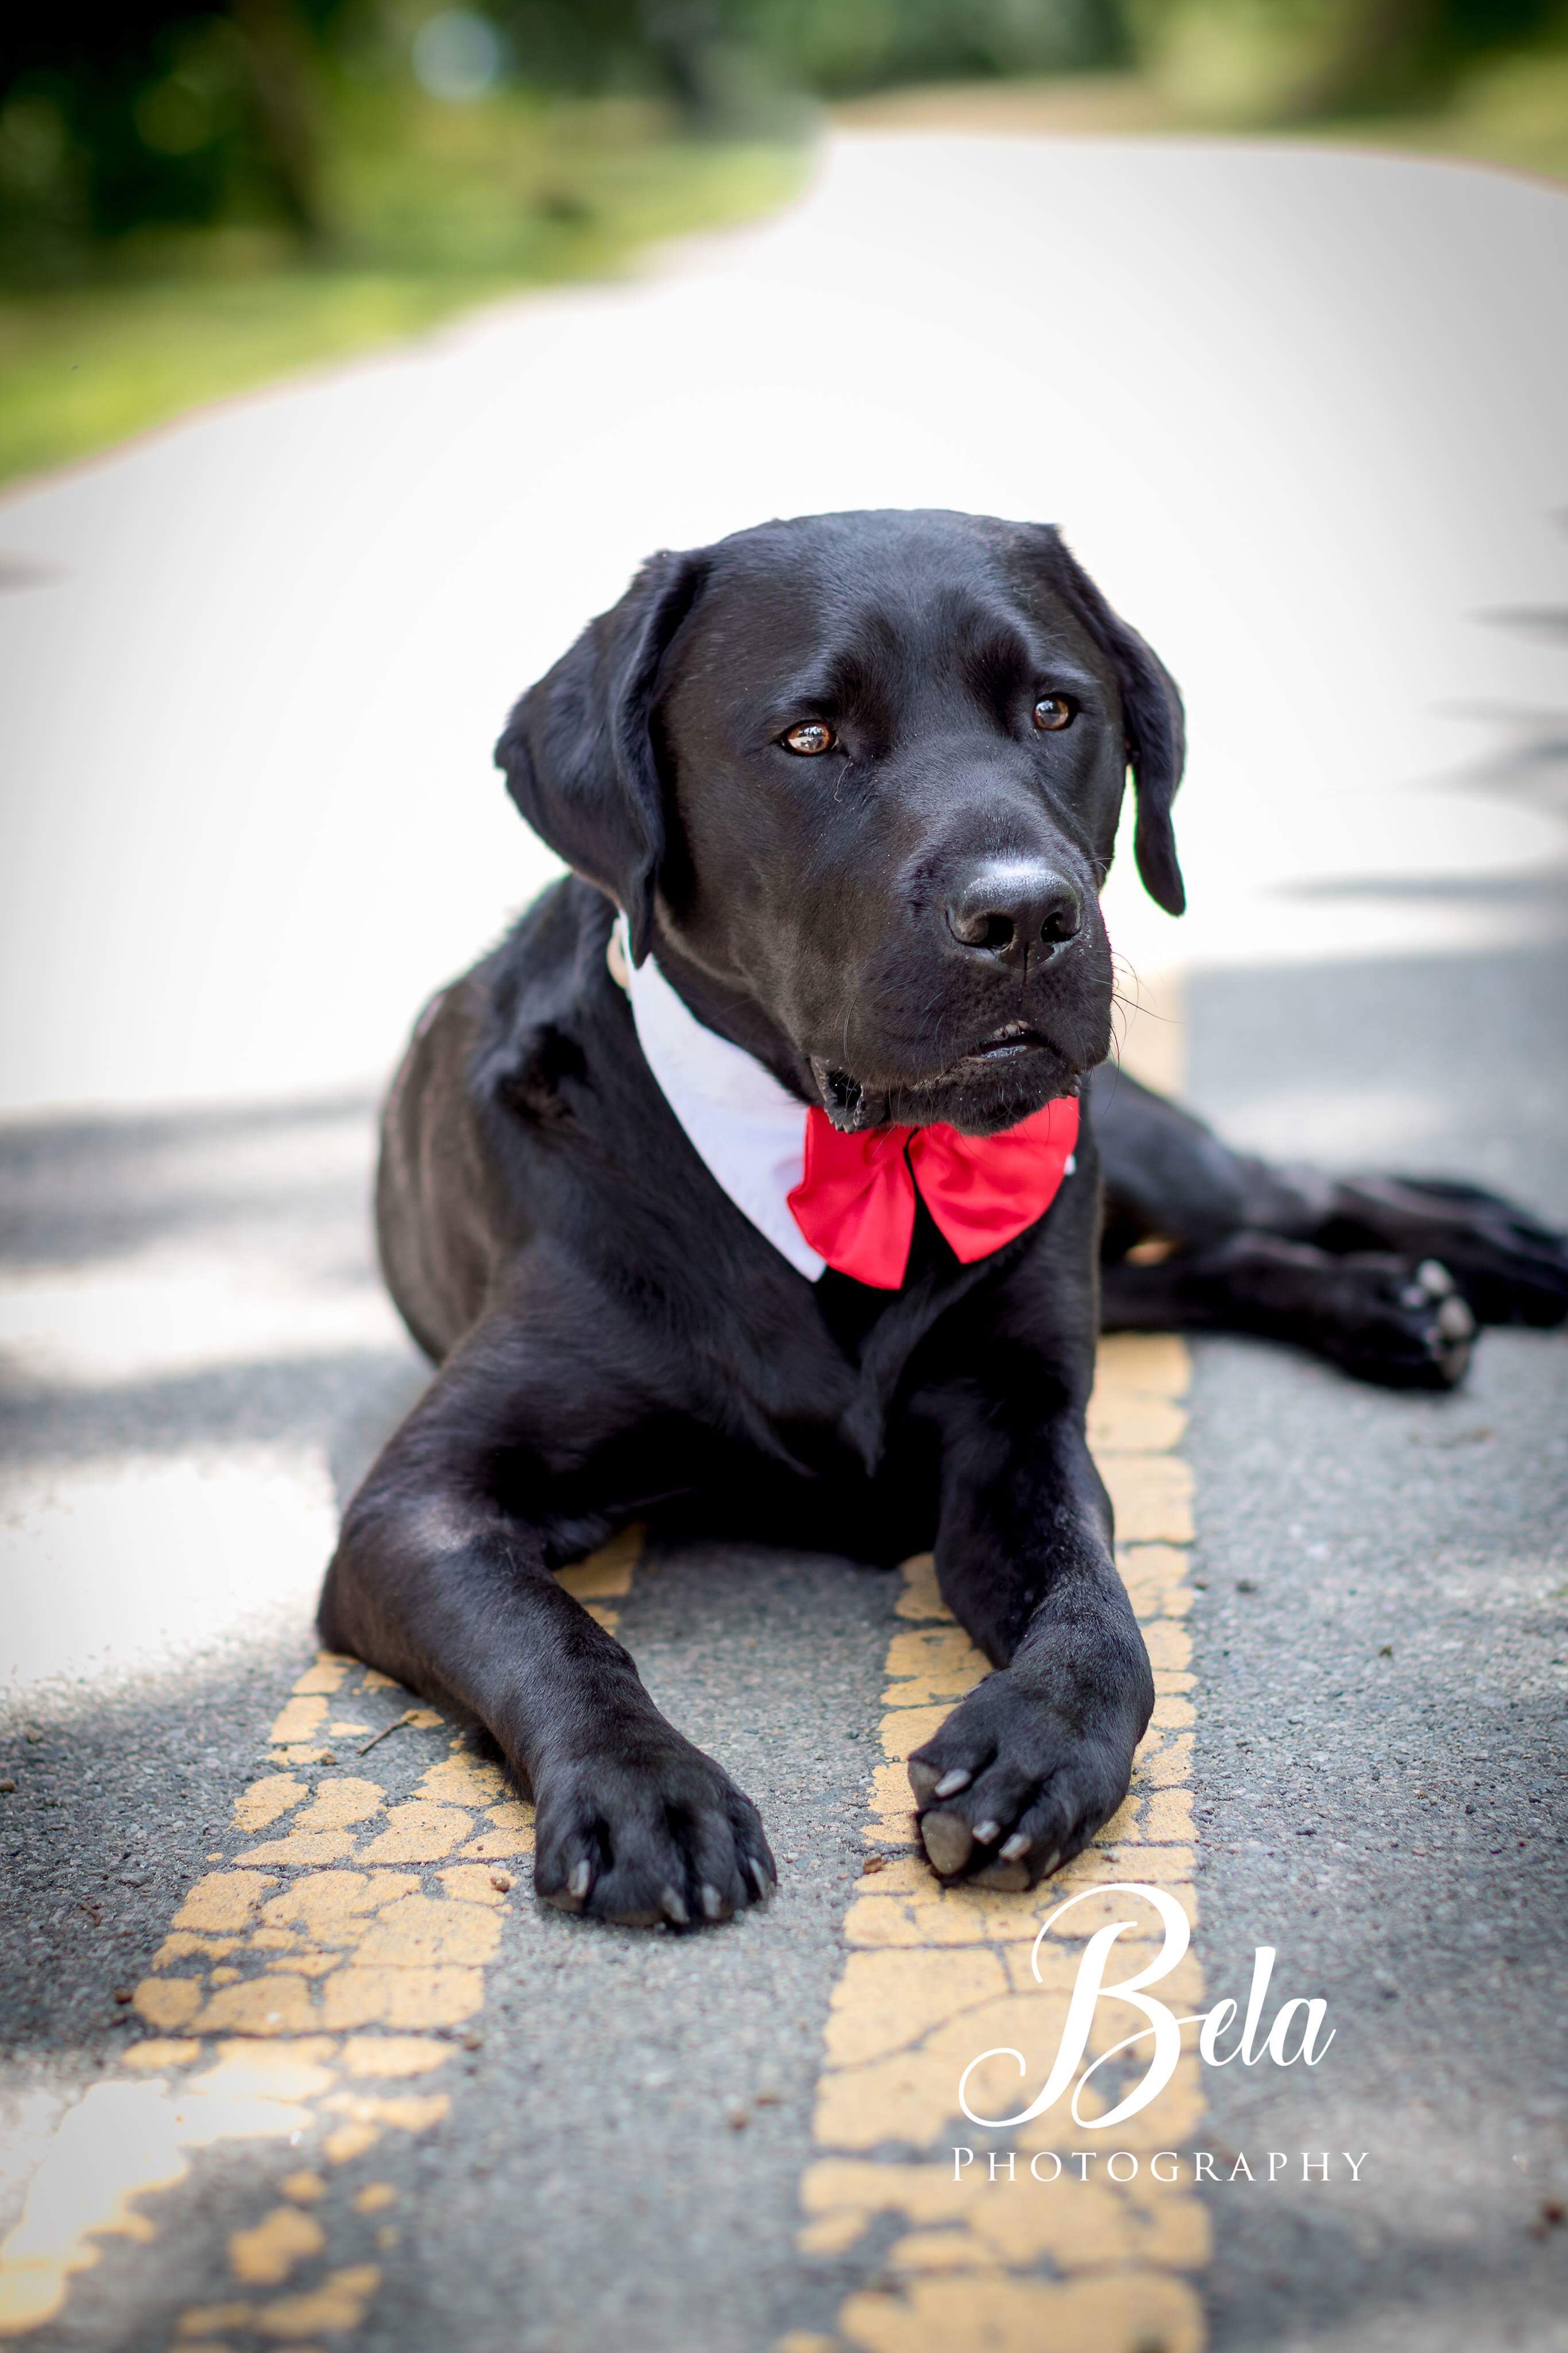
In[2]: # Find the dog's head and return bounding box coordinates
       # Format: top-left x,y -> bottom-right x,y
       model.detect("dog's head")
497,509 -> 1184,1136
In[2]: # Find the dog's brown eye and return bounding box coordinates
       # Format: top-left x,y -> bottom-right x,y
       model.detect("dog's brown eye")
782,721 -> 835,756
1033,695 -> 1075,732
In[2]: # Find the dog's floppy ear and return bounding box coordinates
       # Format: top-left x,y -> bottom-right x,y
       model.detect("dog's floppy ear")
1032,529 -> 1187,917
495,546 -> 709,963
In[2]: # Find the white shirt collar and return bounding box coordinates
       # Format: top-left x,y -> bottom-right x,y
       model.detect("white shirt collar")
613,917 -> 826,1282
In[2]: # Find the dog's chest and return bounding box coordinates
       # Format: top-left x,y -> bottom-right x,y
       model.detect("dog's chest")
700,1220 -> 991,1478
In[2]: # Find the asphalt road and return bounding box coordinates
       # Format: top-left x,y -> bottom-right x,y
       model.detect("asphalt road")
1,129 -> 1566,2353
1187,940 -> 1568,2353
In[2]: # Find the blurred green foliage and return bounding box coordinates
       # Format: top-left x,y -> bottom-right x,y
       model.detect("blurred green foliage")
0,3 -> 790,286
6,2 -> 1564,291
1127,0 -> 1562,125
1,2 -> 1563,484
0,7 -> 803,483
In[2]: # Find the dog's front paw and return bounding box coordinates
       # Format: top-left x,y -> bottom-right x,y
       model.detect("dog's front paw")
532,1722 -> 775,1929
906,1665 -> 1141,1892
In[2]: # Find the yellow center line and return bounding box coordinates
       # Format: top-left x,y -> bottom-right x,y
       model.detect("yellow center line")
781,975 -> 1210,2353
0,1529 -> 640,2344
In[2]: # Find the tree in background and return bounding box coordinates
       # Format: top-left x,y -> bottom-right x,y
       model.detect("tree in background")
487,0 -> 1565,111
1129,0 -> 1559,125
712,0 -> 1123,98
0,2 -> 356,280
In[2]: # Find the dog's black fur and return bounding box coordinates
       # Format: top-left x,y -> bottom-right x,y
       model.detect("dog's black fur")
319,509 -> 1568,1929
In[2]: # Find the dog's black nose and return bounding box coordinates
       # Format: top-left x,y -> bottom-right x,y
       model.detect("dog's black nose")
944,861 -> 1082,967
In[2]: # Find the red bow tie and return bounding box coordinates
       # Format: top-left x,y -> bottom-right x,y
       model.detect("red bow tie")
787,1096 -> 1080,1290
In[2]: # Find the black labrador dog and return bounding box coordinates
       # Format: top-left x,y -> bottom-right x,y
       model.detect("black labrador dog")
320,508 -> 1567,1929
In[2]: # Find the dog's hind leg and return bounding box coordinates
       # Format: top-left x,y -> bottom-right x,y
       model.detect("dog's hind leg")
1099,1233 -> 1475,1389
1281,1173 -> 1568,1329
1090,1062 -> 1568,1337
1092,1064 -> 1477,1382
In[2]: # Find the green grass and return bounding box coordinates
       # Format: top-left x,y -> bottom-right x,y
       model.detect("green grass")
0,95 -> 805,491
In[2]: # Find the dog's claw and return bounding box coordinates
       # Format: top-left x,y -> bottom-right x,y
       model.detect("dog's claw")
659,1886 -> 689,1927
700,1883 -> 725,1922
999,1831 -> 1031,1862
933,1768 -> 972,1800
747,1855 -> 775,1898
971,1818 -> 1001,1845
546,1858 -> 593,1912
1417,1259 -> 1455,1297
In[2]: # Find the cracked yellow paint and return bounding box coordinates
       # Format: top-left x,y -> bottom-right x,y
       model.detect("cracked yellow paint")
252,2259 -> 381,2337
416,1756 -> 509,1809
556,1523 -> 640,1635
234,1778 -> 309,1835
457,1800 -> 535,1861
293,1661 -> 349,1695
318,1966 -> 484,2032
172,1875 -> 279,1935
790,1321 -> 1210,2352
155,1933 -> 244,1966
130,1978 -> 203,2031
267,1696 -> 330,1749
0,2068 -> 319,2335
123,2041 -> 200,2073
228,2206 -> 327,2286
0,1531 -> 643,2342
353,1800 -> 474,1865
840,2269 -> 1204,2353
337,2038 -> 451,2080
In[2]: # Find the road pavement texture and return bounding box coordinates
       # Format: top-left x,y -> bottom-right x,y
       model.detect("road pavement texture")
2,130 -> 1567,2352
1187,942 -> 1568,2353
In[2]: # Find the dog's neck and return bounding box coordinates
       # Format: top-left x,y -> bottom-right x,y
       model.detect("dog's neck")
637,917 -> 817,1108
608,909 -> 827,1282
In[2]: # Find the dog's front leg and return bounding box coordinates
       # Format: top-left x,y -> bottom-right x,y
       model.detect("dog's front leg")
903,1393 -> 1153,1891
318,1282 -> 775,1928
